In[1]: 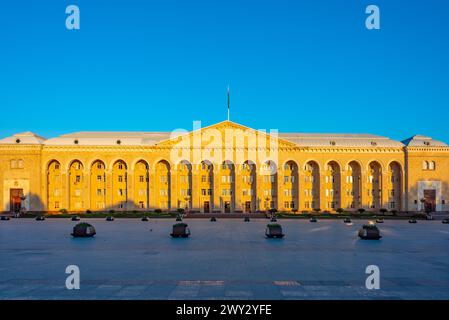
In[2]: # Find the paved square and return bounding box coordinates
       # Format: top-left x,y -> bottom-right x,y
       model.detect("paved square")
1,218 -> 448,299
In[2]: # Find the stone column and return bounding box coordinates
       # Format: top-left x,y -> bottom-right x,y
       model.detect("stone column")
213,168 -> 220,212
234,165 -> 242,211
127,169 -> 134,210
277,168 -> 284,211
256,168 -> 263,212
63,172 -> 69,211
191,165 -> 200,212
319,173 -> 326,211
170,170 -> 178,211
149,171 -> 156,210
359,169 -> 366,209
381,172 -> 389,209
105,169 -> 113,210
298,169 -> 305,211
85,169 -> 90,212
41,171 -> 48,211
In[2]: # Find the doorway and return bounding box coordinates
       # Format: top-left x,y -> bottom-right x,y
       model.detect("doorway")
10,189 -> 23,213
423,189 -> 436,213
203,201 -> 210,213
245,201 -> 251,213
224,201 -> 231,213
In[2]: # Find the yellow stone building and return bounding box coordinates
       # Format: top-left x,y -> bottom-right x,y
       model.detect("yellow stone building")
1,120 -> 449,214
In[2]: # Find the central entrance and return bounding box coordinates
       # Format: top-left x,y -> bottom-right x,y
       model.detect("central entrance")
245,201 -> 251,213
423,189 -> 436,213
224,201 -> 231,213
10,189 -> 23,213
203,201 -> 210,213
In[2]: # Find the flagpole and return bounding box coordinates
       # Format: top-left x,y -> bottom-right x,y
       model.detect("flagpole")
227,85 -> 230,121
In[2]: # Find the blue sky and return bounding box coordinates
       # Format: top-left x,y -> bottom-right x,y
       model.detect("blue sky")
1,0 -> 448,142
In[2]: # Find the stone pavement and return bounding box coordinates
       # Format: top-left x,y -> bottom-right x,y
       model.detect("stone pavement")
1,218 -> 449,300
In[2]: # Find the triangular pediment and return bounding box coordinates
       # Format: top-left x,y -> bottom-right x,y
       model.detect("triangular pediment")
155,120 -> 297,148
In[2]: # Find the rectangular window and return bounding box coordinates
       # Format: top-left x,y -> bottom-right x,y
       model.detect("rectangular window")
284,201 -> 290,209
97,189 -> 102,196
284,176 -> 289,183
75,189 -> 81,197
208,189 -> 212,195
54,189 -> 60,197
139,175 -> 144,182
75,175 -> 81,183
118,175 -> 123,182
390,202 -> 395,209
201,189 -> 206,196
180,189 -> 191,196
201,175 -> 206,182
97,175 -> 102,182
54,201 -> 60,209
139,201 -> 144,209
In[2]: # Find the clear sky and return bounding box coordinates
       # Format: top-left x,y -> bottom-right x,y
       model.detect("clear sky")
1,0 -> 448,142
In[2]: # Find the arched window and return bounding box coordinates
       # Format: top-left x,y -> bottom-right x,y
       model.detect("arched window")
422,161 -> 429,170
429,161 -> 436,170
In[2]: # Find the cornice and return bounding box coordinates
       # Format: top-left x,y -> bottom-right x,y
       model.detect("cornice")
0,145 -> 407,154
405,146 -> 449,152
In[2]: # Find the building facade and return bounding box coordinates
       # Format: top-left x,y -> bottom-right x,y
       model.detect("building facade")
1,121 -> 449,214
